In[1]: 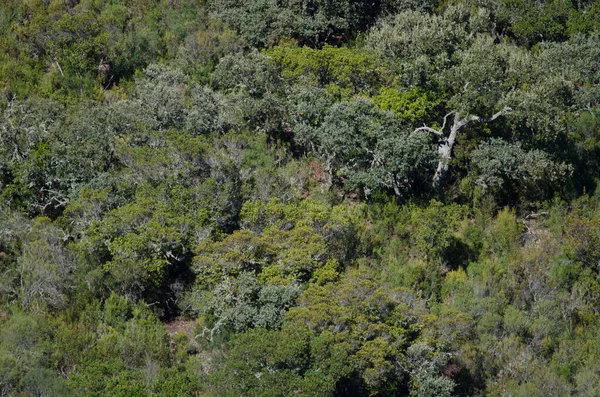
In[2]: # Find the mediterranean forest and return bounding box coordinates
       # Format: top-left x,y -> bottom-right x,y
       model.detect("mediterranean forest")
2,0 -> 600,395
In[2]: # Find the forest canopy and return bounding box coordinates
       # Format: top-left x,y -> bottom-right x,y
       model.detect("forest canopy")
1,0 -> 600,396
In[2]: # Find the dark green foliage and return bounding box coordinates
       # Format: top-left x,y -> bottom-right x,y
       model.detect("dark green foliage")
498,0 -> 574,45
290,97 -> 437,197
209,268 -> 448,396
210,0 -> 398,47
471,138 -> 572,203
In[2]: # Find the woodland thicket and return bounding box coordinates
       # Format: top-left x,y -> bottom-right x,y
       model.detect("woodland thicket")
2,0 -> 600,396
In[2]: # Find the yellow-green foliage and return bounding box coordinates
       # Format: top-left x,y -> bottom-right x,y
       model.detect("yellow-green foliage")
195,198 -> 359,286
486,207 -> 522,258
266,43 -> 390,98
372,87 -> 442,122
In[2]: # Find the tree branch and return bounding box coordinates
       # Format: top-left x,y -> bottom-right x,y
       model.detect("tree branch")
412,126 -> 443,136
411,112 -> 454,137
55,60 -> 64,77
470,106 -> 512,123
440,111 -> 453,131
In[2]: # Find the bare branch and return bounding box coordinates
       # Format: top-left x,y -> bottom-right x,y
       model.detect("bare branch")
440,111 -> 454,131
411,112 -> 454,137
524,212 -> 550,220
470,106 -> 512,123
412,126 -> 443,136
55,60 -> 64,77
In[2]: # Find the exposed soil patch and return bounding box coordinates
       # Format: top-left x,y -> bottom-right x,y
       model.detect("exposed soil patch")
164,318 -> 198,343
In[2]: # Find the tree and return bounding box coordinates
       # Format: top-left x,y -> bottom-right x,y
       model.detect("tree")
291,97 -> 436,196
471,138 -> 572,203
365,7 -> 472,88
367,11 -> 524,187
412,35 -> 527,187
0,216 -> 75,311
210,0 -> 396,47
266,43 -> 391,98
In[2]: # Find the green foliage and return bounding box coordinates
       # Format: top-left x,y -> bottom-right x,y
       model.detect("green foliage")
207,268 -> 448,396
440,35 -> 524,116
0,0 -> 209,99
366,7 -> 471,87
567,2 -> 600,35
0,312 -> 73,396
471,138 -> 572,203
407,344 -> 455,397
291,97 -> 437,197
498,0 -> 574,45
178,18 -> 246,81
188,272 -> 300,335
193,198 -> 358,286
487,207 -> 522,258
82,184 -> 205,310
210,0 -> 396,47
266,44 -> 390,98
3,1 -> 600,395
285,268 -> 417,395
372,88 -> 442,123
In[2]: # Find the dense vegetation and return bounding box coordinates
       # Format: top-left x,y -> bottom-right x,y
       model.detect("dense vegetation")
1,0 -> 600,395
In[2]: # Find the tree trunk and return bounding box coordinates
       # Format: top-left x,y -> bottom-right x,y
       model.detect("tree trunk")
413,107 -> 511,189
432,113 -> 468,187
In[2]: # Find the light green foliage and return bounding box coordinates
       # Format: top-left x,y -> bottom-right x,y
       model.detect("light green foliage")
487,207 -> 522,258
194,198 -> 357,286
373,87 -> 442,123
266,44 -> 390,98
0,312 -> 72,396
93,293 -> 170,366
